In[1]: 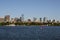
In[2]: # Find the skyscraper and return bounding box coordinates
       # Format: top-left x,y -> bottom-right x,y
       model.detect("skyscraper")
21,14 -> 24,22
33,17 -> 37,22
52,19 -> 55,23
4,15 -> 10,22
39,18 -> 42,23
43,17 -> 47,23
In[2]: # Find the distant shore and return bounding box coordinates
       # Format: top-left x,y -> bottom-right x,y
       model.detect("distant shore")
0,22 -> 60,26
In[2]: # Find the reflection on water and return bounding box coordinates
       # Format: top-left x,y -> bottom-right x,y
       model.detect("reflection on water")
0,26 -> 60,40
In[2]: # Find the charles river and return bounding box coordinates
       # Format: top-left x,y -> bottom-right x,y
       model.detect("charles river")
0,26 -> 60,40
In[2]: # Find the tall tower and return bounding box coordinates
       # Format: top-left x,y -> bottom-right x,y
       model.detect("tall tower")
39,18 -> 42,23
33,17 -> 37,22
43,17 -> 47,23
21,14 -> 24,22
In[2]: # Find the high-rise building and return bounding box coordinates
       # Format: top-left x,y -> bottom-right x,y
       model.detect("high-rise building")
14,17 -> 19,22
52,19 -> 55,23
28,19 -> 31,22
11,18 -> 16,23
43,17 -> 47,23
33,17 -> 37,22
21,14 -> 24,22
20,17 -> 22,22
39,18 -> 42,23
4,15 -> 10,22
47,20 -> 51,23
56,20 -> 59,23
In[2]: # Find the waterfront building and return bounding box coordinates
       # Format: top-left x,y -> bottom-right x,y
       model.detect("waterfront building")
33,17 -> 37,22
15,18 -> 21,22
27,19 -> 31,22
52,19 -> 55,23
16,17 -> 24,22
17,19 -> 21,22
47,20 -> 51,23
21,14 -> 24,22
20,17 -> 22,22
4,15 -> 10,22
56,20 -> 60,23
14,17 -> 19,22
11,18 -> 16,23
43,17 -> 47,23
0,18 -> 4,23
39,18 -> 42,23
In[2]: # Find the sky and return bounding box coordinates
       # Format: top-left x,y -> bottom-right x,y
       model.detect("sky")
0,0 -> 60,20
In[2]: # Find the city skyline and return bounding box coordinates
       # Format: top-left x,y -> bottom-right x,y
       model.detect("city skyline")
0,0 -> 60,20
0,15 -> 59,22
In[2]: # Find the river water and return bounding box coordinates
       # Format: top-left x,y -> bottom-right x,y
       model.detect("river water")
0,26 -> 60,40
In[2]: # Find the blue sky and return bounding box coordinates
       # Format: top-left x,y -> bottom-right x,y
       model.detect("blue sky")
0,0 -> 60,20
